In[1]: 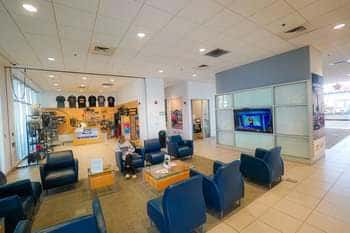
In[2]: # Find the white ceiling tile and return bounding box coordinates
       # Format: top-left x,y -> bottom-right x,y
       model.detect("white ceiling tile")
133,5 -> 173,30
307,3 -> 350,28
299,0 -> 350,21
147,17 -> 199,46
62,39 -> 89,57
53,0 -> 99,13
214,0 -> 234,7
146,0 -> 190,15
92,33 -> 121,47
118,24 -> 157,50
228,0 -> 276,17
250,0 -> 296,25
99,0 -> 143,23
58,25 -> 92,42
177,0 -> 223,24
15,13 -> 57,36
222,19 -> 260,39
265,12 -> 307,34
203,9 -> 245,32
3,0 -> 54,21
25,34 -> 62,62
94,16 -> 129,36
55,4 -> 95,31
285,0 -> 317,9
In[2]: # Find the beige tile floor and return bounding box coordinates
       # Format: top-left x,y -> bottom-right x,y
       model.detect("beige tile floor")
205,136 -> 350,233
7,136 -> 350,233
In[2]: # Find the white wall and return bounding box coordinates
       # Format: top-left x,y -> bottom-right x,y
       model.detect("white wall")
145,78 -> 166,139
165,80 -> 216,140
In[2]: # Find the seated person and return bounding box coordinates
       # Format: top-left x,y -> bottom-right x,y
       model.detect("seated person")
115,136 -> 137,179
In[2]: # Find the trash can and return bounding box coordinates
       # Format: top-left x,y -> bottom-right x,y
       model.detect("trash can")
158,130 -> 167,148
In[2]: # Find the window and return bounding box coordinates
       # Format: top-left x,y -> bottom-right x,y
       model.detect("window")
12,78 -> 38,161
0,94 -> 5,171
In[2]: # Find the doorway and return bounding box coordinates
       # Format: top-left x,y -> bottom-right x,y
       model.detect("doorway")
191,99 -> 210,140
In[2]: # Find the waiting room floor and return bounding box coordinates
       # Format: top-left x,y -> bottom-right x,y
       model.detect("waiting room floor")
7,136 -> 350,233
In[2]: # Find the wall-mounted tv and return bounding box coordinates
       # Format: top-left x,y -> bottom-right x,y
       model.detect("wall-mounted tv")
234,108 -> 273,133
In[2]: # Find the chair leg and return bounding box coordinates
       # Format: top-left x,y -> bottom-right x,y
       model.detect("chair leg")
149,219 -> 154,226
268,183 -> 272,189
238,199 -> 241,206
220,211 -> 224,219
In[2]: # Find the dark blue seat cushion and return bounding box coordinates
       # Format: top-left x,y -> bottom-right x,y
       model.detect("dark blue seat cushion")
45,169 -> 76,187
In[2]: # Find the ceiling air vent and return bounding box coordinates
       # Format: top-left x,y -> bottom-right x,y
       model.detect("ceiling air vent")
90,44 -> 116,56
197,64 -> 209,70
102,83 -> 114,87
284,25 -> 307,34
205,48 -> 230,57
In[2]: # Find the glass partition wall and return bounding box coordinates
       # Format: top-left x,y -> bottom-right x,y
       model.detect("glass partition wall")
12,78 -> 38,161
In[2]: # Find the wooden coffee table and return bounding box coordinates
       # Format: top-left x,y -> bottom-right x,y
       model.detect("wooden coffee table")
143,160 -> 190,192
88,167 -> 116,191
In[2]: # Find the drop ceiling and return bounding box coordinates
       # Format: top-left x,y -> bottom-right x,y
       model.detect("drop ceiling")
0,0 -> 349,90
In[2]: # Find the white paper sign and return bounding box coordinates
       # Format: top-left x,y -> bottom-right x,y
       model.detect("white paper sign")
90,159 -> 103,174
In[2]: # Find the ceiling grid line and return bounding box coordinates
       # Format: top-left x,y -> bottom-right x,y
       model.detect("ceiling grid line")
51,1 -> 66,69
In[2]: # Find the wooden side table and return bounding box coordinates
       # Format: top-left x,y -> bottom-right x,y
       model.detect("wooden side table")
88,167 -> 116,191
0,217 -> 5,233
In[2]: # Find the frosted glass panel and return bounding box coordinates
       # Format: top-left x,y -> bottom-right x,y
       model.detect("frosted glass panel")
276,106 -> 308,136
216,95 -> 233,109
216,110 -> 233,130
217,131 -> 234,146
235,132 -> 274,149
234,88 -> 273,108
277,136 -> 310,158
275,82 -> 307,105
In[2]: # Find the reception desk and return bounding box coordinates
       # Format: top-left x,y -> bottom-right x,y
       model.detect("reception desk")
73,128 -> 103,146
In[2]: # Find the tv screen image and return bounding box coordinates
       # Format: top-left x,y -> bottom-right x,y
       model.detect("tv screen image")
234,108 -> 273,133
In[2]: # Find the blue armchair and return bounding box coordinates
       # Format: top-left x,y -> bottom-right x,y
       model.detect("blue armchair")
147,176 -> 206,233
167,135 -> 193,158
36,197 -> 106,233
0,195 -> 33,233
191,160 -> 244,218
40,150 -> 79,191
13,220 -> 31,233
144,139 -> 165,165
115,148 -> 144,174
0,177 -> 42,233
240,147 -> 284,188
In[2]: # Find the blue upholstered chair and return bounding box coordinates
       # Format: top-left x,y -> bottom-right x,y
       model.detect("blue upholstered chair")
13,220 -> 31,233
190,160 -> 244,218
167,135 -> 193,158
39,150 -> 79,191
240,147 -> 284,188
0,177 -> 42,233
115,148 -> 144,174
143,139 -> 165,165
147,176 -> 206,233
36,197 -> 106,233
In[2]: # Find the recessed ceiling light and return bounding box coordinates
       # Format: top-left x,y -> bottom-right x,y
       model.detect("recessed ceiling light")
22,4 -> 37,13
333,23 -> 346,30
199,48 -> 206,52
110,78 -> 115,82
347,74 -> 350,76
57,89 -> 62,92
137,32 -> 146,38
347,59 -> 350,63
53,83 -> 59,87
80,84 -> 86,87
158,70 -> 164,73
192,74 -> 197,77
329,63 -> 335,66
48,57 -> 55,61
82,76 -> 87,80
48,75 -> 54,78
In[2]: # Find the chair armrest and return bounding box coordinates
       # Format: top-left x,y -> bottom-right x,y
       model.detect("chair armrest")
213,161 -> 225,174
240,154 -> 272,184
36,216 -> 97,233
39,164 -> 46,183
135,148 -> 145,160
14,220 -> 31,233
0,179 -> 33,199
0,195 -> 26,221
202,175 -> 222,212
73,159 -> 79,181
183,140 -> 193,147
190,169 -> 205,177
167,142 -> 179,156
255,148 -> 268,159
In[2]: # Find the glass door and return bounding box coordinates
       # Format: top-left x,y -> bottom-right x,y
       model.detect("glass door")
191,99 -> 210,140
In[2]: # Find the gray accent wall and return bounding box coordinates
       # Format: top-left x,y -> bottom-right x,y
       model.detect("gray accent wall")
216,47 -> 310,94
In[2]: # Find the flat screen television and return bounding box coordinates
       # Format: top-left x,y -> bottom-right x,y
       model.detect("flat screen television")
234,108 -> 273,133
